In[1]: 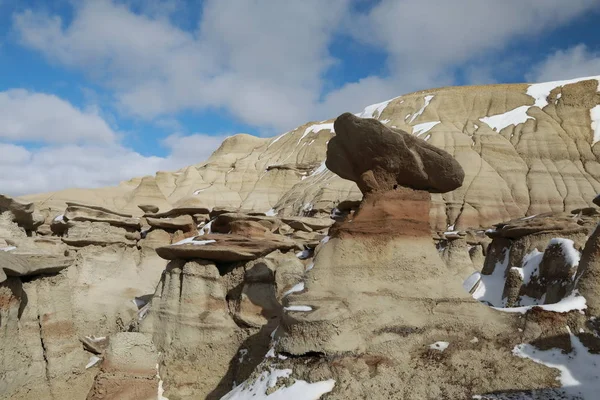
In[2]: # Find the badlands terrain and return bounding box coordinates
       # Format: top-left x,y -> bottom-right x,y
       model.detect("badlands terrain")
1,75 -> 600,399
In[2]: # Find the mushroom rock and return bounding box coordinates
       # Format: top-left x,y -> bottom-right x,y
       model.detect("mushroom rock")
227,112 -> 570,399
326,113 -> 465,194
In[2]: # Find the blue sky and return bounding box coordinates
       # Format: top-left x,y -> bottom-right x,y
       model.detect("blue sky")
0,0 -> 599,195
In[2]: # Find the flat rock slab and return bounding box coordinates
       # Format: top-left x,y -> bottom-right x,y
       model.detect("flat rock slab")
146,215 -> 195,231
327,112 -> 464,194
65,204 -> 141,229
156,233 -> 298,262
281,216 -> 334,232
0,251 -> 74,282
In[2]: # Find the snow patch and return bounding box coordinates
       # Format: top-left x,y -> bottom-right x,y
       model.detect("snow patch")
409,95 -> 434,123
222,368 -> 335,400
198,220 -> 213,235
479,105 -> 533,132
193,187 -> 210,195
429,341 -> 449,352
412,121 -> 440,136
512,326 -> 600,399
591,105 -> 600,145
268,131 -> 290,148
296,249 -> 311,260
527,76 -> 600,109
157,363 -> 169,400
549,238 -> 581,268
471,248 -> 510,307
285,305 -> 312,312
283,282 -> 305,297
53,214 -> 64,222
85,355 -> 101,369
265,209 -> 277,217
356,96 -> 400,119
0,246 -> 16,252
300,123 -> 334,144
493,292 -> 587,314
463,272 -> 481,293
320,236 -> 330,244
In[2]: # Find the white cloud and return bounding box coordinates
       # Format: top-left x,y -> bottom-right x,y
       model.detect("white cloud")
0,89 -> 117,143
12,0 -> 598,131
322,0 -> 599,116
527,44 -> 600,83
0,90 -> 229,196
13,0 -> 349,131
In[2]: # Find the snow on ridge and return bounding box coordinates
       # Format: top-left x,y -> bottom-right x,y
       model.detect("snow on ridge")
299,123 -> 334,144
356,96 -> 401,119
412,121 -> 440,136
479,105 -> 534,132
267,131 -> 291,148
527,75 -> 600,109
409,95 -> 434,123
172,237 -> 216,246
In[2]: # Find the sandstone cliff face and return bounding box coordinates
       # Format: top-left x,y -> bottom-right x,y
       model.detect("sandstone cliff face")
20,76 -> 600,232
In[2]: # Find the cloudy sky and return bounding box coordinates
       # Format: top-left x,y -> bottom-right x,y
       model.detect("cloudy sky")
1,0 -> 599,196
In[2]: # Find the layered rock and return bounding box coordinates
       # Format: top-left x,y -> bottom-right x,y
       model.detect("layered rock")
470,210 -> 597,308
20,76 -> 600,232
224,113 -> 598,399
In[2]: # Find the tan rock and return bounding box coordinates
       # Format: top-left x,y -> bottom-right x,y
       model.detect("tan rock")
156,233 -> 298,262
62,221 -> 138,246
146,214 -> 195,231
64,203 -> 141,229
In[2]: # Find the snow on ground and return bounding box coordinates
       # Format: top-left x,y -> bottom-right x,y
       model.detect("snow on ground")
265,209 -> 277,217
412,121 -> 440,136
0,246 -> 16,252
284,305 -> 312,312
479,105 -> 534,132
513,248 -> 543,286
471,248 -> 510,307
527,75 -> 600,108
463,272 -> 481,293
305,262 -> 314,272
283,282 -> 305,297
429,341 -> 449,352
299,123 -> 334,144
356,96 -> 400,119
85,355 -> 101,369
172,237 -> 216,246
512,326 -> 600,399
296,249 -> 311,260
409,95 -> 434,123
492,292 -> 587,314
591,105 -> 600,145
157,363 -> 169,400
54,214 -> 64,222
222,368 -> 335,400
320,236 -> 330,244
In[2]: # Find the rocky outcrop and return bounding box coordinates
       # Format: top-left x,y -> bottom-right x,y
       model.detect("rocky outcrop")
222,112 -> 587,399
156,233 -> 298,262
21,76 -> 600,231
0,194 -> 45,231
471,210 -> 597,308
87,333 -> 161,400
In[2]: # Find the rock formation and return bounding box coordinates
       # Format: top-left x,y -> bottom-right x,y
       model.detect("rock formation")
2,76 -> 600,399
20,76 -> 600,233
222,113 -> 600,399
